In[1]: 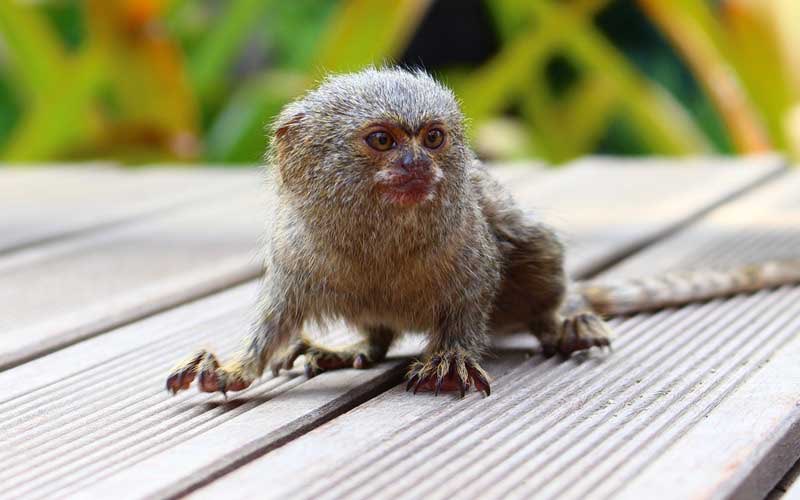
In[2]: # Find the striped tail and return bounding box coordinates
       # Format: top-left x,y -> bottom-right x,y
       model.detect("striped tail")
565,259 -> 800,316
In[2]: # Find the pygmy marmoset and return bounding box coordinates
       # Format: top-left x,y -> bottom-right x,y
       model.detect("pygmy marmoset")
166,68 -> 800,398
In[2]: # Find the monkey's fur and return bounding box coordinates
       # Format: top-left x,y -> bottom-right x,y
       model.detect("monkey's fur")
166,68 -> 800,398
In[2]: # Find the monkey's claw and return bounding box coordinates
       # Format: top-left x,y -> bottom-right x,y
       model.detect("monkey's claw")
543,312 -> 612,357
166,350 -> 252,396
166,350 -> 204,394
405,353 -> 491,397
270,337 -> 372,378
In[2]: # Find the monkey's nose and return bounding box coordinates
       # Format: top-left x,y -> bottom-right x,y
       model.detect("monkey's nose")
400,151 -> 415,169
400,151 -> 429,174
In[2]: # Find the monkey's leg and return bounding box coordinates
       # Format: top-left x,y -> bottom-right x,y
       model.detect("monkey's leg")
489,218 -> 613,357
406,312 -> 492,397
166,306 -> 301,396
532,311 -> 612,357
269,326 -> 396,378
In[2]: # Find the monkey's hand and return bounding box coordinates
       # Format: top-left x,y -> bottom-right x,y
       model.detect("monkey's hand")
165,350 -> 254,396
405,351 -> 491,397
542,312 -> 612,357
269,335 -> 378,378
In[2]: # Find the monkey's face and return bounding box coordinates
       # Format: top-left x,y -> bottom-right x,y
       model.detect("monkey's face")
271,68 -> 470,210
359,120 -> 448,207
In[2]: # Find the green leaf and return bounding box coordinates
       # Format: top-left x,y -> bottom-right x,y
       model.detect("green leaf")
188,0 -> 278,103
312,0 -> 432,74
3,52 -> 103,162
0,2 -> 67,95
531,0 -> 710,154
637,0 -> 771,152
205,71 -> 307,163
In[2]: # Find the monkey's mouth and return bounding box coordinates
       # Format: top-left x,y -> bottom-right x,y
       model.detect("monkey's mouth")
380,177 -> 435,206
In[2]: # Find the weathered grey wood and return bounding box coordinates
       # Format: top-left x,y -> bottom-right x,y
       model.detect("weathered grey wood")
588,169 -> 800,500
55,156 -> 785,500
525,155 -> 786,276
0,176 -> 266,369
0,164 -> 259,253
184,168 -> 800,500
0,296 -> 527,500
0,283 -> 402,500
486,160 -> 547,184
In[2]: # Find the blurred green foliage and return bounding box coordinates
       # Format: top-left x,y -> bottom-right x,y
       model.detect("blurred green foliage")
0,0 -> 797,165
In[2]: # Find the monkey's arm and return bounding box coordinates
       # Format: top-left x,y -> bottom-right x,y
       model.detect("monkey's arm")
166,275 -> 303,396
566,259 -> 800,316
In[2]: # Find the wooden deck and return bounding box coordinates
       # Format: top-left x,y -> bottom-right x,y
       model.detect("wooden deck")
2,156 -> 799,500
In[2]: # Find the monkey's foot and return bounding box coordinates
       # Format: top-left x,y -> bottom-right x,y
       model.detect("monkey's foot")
166,350 -> 253,396
542,313 -> 612,357
405,353 -> 491,397
270,337 -> 375,378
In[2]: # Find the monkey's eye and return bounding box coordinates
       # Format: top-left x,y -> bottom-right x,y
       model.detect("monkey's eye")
366,131 -> 396,151
423,128 -> 445,149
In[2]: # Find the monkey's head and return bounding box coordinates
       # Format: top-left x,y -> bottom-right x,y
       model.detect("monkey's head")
271,68 -> 471,210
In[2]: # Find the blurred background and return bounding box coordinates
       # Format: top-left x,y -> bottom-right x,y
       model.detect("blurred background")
0,0 -> 797,166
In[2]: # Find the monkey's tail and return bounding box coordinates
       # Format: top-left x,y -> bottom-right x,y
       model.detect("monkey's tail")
565,259 -> 800,316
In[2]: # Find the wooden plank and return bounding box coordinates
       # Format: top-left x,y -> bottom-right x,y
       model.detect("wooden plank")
0,164 -> 258,253
0,283 -> 407,500
0,177 -> 266,369
185,168 -> 800,500
48,156 -> 784,500
583,169 -> 800,500
524,155 -> 786,276
486,160 -> 548,184
0,285 -> 528,500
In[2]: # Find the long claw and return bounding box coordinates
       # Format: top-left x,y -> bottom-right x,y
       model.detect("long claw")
468,366 -> 491,397
405,353 -> 490,397
165,349 -> 254,397
166,351 -> 206,394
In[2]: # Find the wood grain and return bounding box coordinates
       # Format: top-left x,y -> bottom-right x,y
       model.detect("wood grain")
0,178 -> 266,369
47,155 -> 785,500
0,164 -> 259,253
186,167 -> 800,500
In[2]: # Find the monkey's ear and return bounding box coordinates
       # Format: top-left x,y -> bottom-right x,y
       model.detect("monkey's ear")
272,112 -> 306,182
273,112 -> 305,142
